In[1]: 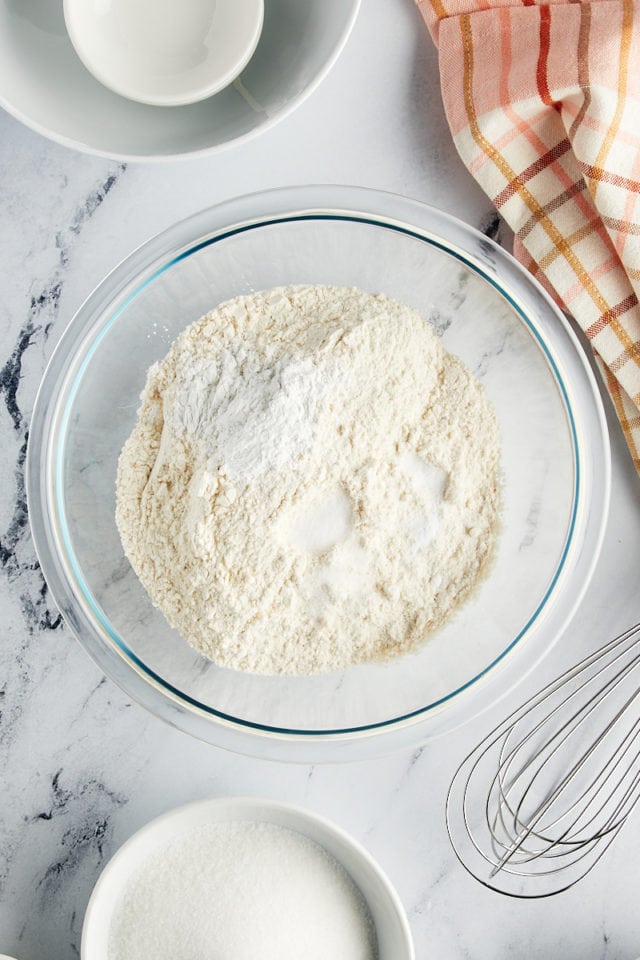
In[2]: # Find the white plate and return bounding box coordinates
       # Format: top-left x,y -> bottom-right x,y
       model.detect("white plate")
81,797 -> 414,959
0,0 -> 360,160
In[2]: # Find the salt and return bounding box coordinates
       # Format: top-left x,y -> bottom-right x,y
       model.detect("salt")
107,820 -> 378,960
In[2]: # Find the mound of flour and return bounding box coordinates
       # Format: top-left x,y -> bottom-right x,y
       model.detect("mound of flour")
116,285 -> 501,675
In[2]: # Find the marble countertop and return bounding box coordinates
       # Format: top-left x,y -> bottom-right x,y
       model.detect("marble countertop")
1,2 -> 639,958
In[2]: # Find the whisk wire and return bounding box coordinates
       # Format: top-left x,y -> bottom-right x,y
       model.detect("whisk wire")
447,621 -> 640,897
501,681 -> 640,845
486,709 -> 640,875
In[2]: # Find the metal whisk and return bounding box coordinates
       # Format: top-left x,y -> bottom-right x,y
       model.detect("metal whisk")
446,622 -> 640,898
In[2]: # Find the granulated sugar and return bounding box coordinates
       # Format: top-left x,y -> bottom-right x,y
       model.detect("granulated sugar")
107,820 -> 377,960
116,285 -> 501,674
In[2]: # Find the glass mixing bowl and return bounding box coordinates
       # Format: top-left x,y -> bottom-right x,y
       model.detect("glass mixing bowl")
27,186 -> 610,761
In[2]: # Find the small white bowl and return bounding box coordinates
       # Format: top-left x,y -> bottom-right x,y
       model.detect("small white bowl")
63,0 -> 264,107
81,797 -> 414,959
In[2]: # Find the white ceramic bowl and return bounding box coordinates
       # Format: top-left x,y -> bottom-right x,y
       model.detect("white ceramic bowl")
81,797 -> 414,959
0,0 -> 360,160
63,0 -> 264,107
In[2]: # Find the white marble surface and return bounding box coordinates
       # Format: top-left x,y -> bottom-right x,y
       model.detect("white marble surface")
1,1 -> 639,958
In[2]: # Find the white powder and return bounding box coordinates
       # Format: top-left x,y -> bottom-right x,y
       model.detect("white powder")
172,346 -> 343,482
116,285 -> 501,675
107,820 -> 377,960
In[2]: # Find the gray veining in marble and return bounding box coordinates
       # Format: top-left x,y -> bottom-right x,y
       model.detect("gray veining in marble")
1,1 -> 640,958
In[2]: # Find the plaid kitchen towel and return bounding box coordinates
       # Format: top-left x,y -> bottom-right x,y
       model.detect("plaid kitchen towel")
417,0 -> 640,474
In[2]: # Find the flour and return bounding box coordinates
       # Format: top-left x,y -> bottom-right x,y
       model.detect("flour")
116,285 -> 501,675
